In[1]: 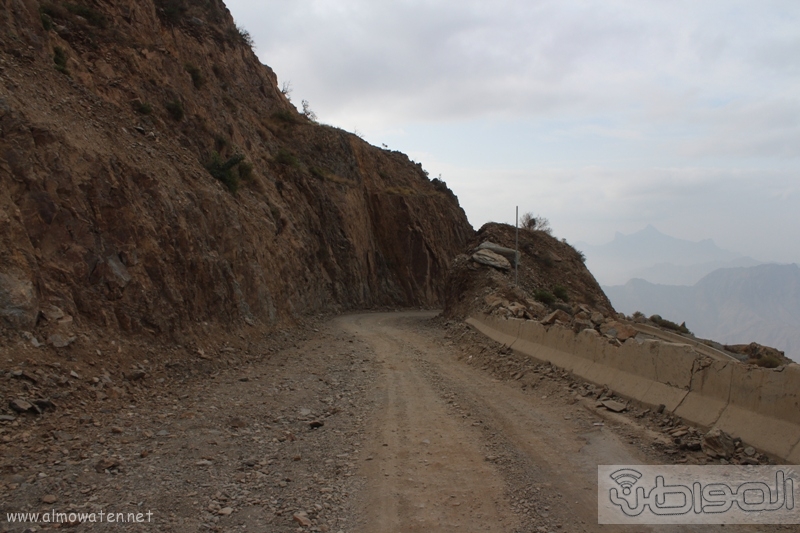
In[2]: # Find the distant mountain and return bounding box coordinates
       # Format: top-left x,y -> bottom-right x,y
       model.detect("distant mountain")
628,256 -> 762,286
576,225 -> 756,286
604,263 -> 800,361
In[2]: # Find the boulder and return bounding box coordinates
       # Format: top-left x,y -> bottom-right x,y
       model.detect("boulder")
475,241 -> 520,266
572,318 -> 595,333
506,302 -> 529,319
9,399 -> 41,415
484,294 -> 508,310
48,334 -> 76,348
701,428 -> 735,458
541,309 -> 571,325
41,305 -> 65,322
0,273 -> 38,329
600,321 -> 637,341
615,324 -> 638,341
602,400 -> 627,413
524,299 -> 547,315
472,249 -> 511,271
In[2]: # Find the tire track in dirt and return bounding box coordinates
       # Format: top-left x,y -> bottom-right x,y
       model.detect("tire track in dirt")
341,315 -> 514,532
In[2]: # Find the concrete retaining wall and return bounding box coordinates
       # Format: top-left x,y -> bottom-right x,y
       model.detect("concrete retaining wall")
466,314 -> 800,463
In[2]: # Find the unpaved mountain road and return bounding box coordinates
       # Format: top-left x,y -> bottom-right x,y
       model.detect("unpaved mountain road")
343,312 -> 779,533
1,312 -> 786,532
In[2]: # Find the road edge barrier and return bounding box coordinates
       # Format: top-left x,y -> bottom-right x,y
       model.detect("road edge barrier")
466,313 -> 800,463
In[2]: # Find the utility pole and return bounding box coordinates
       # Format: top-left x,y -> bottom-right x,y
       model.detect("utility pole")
515,206 -> 519,287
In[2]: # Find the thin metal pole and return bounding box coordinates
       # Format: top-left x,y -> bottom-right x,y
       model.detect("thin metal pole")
515,206 -> 519,287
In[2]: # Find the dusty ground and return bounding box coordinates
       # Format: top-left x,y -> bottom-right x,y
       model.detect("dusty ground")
1,311 -> 795,532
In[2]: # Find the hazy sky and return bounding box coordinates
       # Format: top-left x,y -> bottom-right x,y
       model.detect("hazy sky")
225,0 -> 800,264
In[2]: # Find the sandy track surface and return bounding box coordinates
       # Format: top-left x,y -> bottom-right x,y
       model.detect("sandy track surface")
2,311 -> 784,532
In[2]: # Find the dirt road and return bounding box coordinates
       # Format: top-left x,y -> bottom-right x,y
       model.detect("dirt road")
342,312 -> 648,532
341,312 -> 780,533
1,312 -> 785,532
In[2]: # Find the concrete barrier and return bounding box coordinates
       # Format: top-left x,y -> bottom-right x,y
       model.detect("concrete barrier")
467,315 -> 521,348
633,323 -> 736,362
468,313 -> 800,463
674,360 -> 732,427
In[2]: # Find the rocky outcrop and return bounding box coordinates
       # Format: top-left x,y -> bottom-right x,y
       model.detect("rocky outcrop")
475,241 -> 519,265
0,272 -> 37,328
471,249 -> 511,271
724,342 -> 791,368
0,0 -> 473,337
444,222 -> 614,322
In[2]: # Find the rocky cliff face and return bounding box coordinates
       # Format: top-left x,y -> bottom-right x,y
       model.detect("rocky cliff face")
0,0 -> 473,339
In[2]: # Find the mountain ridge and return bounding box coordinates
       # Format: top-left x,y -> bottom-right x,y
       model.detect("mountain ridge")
577,225 -> 753,286
604,263 -> 800,360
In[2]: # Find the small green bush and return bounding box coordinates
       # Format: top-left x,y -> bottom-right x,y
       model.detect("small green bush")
205,152 -> 246,193
214,135 -> 228,152
53,46 -> 69,75
41,12 -> 53,30
274,149 -> 298,167
133,101 -> 152,115
756,355 -> 782,369
185,63 -> 204,89
236,25 -> 253,47
309,166 -> 325,179
165,99 -> 184,121
553,285 -> 569,302
238,161 -> 253,182
431,176 -> 453,195
272,110 -> 298,124
534,290 -> 555,306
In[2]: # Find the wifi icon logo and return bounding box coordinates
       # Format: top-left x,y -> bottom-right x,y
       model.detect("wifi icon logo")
611,469 -> 642,495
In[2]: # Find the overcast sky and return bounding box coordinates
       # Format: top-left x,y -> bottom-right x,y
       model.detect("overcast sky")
225,0 -> 800,264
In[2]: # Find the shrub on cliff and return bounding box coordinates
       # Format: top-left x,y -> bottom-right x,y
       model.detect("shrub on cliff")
756,355 -> 782,368
53,46 -> 69,75
534,290 -> 555,306
185,63 -> 204,89
273,149 -> 298,167
165,99 -> 184,121
205,152 -> 248,193
553,285 -> 569,302
520,212 -> 552,235
431,176 -> 455,197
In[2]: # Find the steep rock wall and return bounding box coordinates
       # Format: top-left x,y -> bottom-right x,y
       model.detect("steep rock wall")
0,0 -> 473,336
